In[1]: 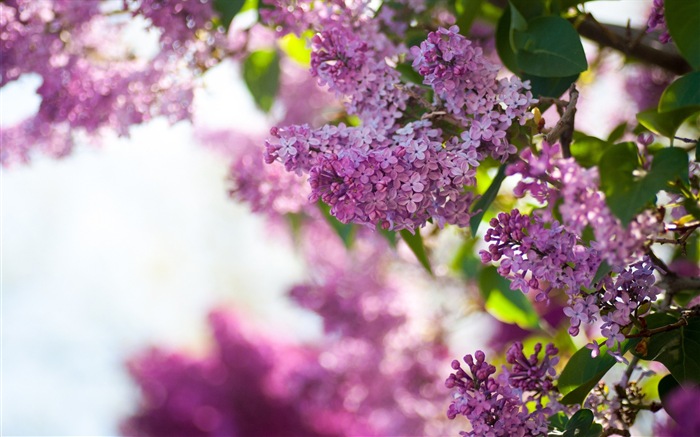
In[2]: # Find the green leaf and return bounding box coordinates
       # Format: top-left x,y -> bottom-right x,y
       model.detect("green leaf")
664,0 -> 700,69
452,238 -> 481,279
395,62 -> 425,85
454,0 -> 483,34
607,122 -> 628,143
630,313 -> 700,384
243,49 -> 281,113
213,0 -> 246,31
592,261 -> 611,286
508,1 -> 529,51
549,412 -> 569,432
559,341 -> 629,405
400,229 -> 433,274
659,72 -> 700,113
599,144 -> 689,225
509,0 -> 547,22
570,133 -> 609,168
637,107 -> 700,138
563,409 -> 602,437
525,73 -> 579,100
479,266 -> 540,329
279,32 -> 312,66
513,16 -> 587,77
469,164 -> 507,236
318,202 -> 355,249
495,8 -> 521,74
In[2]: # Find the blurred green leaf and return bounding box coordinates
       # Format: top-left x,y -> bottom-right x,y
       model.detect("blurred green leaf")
664,0 -> 700,69
659,72 -> 700,113
570,133 -> 609,168
400,229 -> 433,275
479,266 -> 540,329
243,49 -> 280,113
470,164 -> 507,236
279,32 -> 312,66
454,0 -> 483,34
213,0 -> 246,31
607,122 -> 628,143
513,16 -> 587,77
637,107 -> 700,138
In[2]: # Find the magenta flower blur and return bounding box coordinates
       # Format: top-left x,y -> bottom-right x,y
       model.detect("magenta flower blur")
655,385 -> 700,436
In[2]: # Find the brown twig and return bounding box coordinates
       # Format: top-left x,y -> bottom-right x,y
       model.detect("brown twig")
544,84 -> 578,157
602,428 -> 631,437
625,317 -> 689,339
574,14 -> 691,75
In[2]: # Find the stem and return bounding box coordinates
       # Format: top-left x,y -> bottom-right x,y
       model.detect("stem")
574,14 -> 691,75
623,355 -> 640,382
602,428 -> 631,437
645,247 -> 670,275
625,317 -> 688,339
544,84 -> 578,156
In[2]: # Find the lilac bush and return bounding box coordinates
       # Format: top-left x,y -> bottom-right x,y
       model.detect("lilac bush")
3,0 -> 699,436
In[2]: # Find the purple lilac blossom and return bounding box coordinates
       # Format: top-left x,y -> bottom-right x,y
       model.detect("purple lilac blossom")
479,209 -> 602,303
647,0 -> 671,44
506,142 -> 662,268
266,26 -> 534,231
445,345 -> 558,436
0,0 -> 227,165
122,311 -> 334,437
266,120 -> 478,231
411,26 -> 535,162
594,257 -> 660,360
624,66 -> 674,111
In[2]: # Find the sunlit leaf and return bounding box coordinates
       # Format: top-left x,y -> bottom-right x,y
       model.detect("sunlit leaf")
243,49 -> 280,113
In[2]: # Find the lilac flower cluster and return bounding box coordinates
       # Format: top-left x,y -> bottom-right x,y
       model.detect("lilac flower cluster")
309,20 -> 407,130
266,23 -> 539,230
266,120 -> 479,231
1,0 -> 226,165
480,209 -> 602,303
588,257 -> 661,360
121,311 -> 332,437
124,0 -> 230,70
507,142 -> 662,268
411,26 -> 535,162
647,0 -> 671,44
446,344 -> 559,436
505,342 -> 559,406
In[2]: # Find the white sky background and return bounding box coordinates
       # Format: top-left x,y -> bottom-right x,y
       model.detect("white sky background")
1,2 -> 650,435
1,62 -> 321,435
